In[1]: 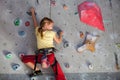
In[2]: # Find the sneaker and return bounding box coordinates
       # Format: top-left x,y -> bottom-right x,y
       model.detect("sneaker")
29,70 -> 43,77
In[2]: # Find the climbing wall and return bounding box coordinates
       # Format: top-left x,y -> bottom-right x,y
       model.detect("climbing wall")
0,0 -> 120,80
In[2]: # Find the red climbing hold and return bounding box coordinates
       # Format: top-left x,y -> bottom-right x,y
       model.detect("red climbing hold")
78,1 -> 105,31
25,21 -> 30,27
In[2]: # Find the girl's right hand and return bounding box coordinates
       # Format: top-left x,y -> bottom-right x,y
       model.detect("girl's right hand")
30,7 -> 35,13
60,31 -> 64,37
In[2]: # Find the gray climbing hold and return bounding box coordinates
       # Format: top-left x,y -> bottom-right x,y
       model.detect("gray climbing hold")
3,43 -> 7,46
46,76 -> 55,80
86,61 -> 93,70
64,63 -> 70,68
31,76 -> 37,80
11,63 -> 20,71
63,39 -> 69,48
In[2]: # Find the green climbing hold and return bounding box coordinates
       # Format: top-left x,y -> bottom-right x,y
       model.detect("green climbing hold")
14,18 -> 21,26
116,43 -> 120,48
74,12 -> 78,15
5,52 -> 12,59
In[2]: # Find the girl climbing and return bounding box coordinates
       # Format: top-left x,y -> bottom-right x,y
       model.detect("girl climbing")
21,7 -> 66,80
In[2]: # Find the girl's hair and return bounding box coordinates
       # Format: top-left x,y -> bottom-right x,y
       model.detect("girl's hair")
38,17 -> 53,38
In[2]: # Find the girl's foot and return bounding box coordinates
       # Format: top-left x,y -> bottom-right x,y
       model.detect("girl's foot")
29,70 -> 43,77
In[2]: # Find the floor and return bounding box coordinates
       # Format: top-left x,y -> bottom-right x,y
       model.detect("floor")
0,0 -> 120,80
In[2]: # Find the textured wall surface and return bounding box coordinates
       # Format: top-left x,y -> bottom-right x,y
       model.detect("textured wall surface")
0,0 -> 120,80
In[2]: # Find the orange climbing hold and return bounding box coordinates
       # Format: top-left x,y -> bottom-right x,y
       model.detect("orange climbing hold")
78,1 -> 105,31
63,4 -> 68,10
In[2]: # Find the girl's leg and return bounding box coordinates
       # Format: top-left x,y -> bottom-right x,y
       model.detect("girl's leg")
25,62 -> 40,71
47,53 -> 66,80
21,54 -> 40,71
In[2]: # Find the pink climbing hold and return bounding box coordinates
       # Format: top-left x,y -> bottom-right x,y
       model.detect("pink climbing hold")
25,21 -> 30,27
50,0 -> 56,6
78,1 -> 105,31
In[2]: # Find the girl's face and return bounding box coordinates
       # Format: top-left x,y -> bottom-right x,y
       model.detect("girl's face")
44,22 -> 54,30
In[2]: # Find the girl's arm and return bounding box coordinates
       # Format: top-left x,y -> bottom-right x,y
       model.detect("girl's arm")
30,7 -> 38,28
54,31 -> 63,44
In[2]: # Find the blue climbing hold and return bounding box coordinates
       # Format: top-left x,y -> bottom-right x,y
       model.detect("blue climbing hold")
18,31 -> 26,37
12,63 -> 20,71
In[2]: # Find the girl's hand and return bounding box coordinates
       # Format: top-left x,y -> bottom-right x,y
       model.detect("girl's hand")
60,31 -> 64,37
30,7 -> 35,13
30,7 -> 38,27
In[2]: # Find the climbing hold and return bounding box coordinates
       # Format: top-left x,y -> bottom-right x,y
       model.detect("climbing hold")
36,0 -> 39,5
15,43 -> 18,46
3,43 -> 7,46
5,52 -> 12,59
25,21 -> 30,27
50,0 -> 56,6
72,55 -> 74,57
46,76 -> 54,80
18,52 -> 25,58
88,64 -> 93,70
31,76 -> 37,80
74,12 -> 78,15
63,4 -> 68,10
64,63 -> 70,68
114,53 -> 120,70
77,44 -> 87,53
78,32 -> 99,53
58,12 -> 60,15
78,1 -> 105,31
86,61 -> 93,70
63,41 -> 69,48
18,31 -> 26,37
14,18 -> 22,26
11,63 -> 20,71
49,77 -> 55,80
9,33 -> 12,35
80,31 -> 84,38
116,43 -> 120,48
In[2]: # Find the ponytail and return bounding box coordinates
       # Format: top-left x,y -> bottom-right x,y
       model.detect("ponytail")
38,17 -> 53,38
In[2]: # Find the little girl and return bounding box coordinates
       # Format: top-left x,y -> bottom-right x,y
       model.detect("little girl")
21,7 -> 66,80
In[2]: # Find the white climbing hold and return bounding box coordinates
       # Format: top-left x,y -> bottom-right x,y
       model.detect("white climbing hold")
31,76 -> 37,80
88,64 -> 93,70
77,44 -> 87,53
